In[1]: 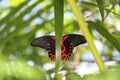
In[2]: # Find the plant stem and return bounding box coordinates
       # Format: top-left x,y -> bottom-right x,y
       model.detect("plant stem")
67,0 -> 106,72
54,0 -> 64,79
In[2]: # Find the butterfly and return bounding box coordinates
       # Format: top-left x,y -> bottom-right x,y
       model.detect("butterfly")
31,34 -> 86,60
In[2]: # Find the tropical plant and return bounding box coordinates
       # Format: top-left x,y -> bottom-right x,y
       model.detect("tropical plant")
0,0 -> 120,80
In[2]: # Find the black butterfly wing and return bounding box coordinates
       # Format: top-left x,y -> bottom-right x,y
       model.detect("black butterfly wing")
61,34 -> 86,60
31,36 -> 55,48
31,36 -> 56,60
64,34 -> 86,47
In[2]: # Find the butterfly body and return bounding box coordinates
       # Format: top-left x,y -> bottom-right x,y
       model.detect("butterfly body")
31,34 -> 86,60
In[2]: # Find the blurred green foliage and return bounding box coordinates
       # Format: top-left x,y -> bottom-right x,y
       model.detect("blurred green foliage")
82,68 -> 120,80
0,0 -> 120,80
0,56 -> 46,80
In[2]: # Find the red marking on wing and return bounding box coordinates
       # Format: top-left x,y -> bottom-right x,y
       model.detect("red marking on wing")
48,53 -> 56,60
61,43 -> 74,60
63,36 -> 69,41
51,36 -> 56,40
46,43 -> 56,60
31,34 -> 86,61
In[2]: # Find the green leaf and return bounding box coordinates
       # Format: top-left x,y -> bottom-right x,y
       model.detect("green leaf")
88,21 -> 120,52
0,56 -> 46,80
83,68 -> 120,80
82,74 -> 98,80
0,1 -> 29,27
98,69 -> 120,80
54,74 -> 63,80
66,73 -> 81,80
80,1 -> 97,7
10,0 -> 25,7
0,2 -> 51,46
96,0 -> 105,21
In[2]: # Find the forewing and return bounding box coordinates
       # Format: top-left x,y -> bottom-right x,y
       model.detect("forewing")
31,36 -> 55,48
31,36 -> 56,60
64,34 -> 86,47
